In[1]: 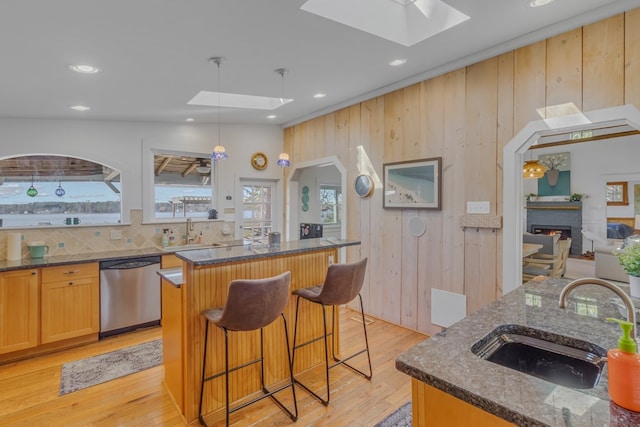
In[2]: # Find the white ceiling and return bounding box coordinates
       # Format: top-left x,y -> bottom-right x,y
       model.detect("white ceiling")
0,0 -> 636,126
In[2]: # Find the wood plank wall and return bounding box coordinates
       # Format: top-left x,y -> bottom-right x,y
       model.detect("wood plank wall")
283,9 -> 640,335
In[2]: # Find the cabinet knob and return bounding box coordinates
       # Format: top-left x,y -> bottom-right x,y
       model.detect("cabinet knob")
68,281 -> 74,286
31,271 -> 37,275
64,269 -> 81,275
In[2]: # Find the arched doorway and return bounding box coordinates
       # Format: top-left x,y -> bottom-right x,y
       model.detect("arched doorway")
502,105 -> 640,293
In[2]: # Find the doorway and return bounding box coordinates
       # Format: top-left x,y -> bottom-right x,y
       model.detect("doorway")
285,155 -> 347,243
502,105 -> 640,293
238,179 -> 278,243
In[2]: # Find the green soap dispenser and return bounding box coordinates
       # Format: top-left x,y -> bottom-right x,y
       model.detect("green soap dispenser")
606,317 -> 640,412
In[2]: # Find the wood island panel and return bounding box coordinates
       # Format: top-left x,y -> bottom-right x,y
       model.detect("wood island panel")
168,247 -> 338,423
412,379 -> 515,427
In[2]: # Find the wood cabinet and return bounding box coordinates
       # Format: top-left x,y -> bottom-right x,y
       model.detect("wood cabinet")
412,379 -> 515,426
0,269 -> 39,354
40,263 -> 99,344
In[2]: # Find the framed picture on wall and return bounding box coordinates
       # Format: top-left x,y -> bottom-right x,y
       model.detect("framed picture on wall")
383,157 -> 441,209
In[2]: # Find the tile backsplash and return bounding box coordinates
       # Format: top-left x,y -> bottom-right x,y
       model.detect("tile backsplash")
0,209 -> 235,260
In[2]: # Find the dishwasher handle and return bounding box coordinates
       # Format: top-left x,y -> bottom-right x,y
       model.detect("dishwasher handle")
100,256 -> 161,270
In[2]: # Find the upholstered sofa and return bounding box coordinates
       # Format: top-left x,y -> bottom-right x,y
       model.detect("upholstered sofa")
594,241 -> 628,283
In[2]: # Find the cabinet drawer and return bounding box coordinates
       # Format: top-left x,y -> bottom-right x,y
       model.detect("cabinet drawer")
41,262 -> 98,282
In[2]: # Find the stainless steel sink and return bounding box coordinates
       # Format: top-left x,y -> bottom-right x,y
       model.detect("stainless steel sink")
471,325 -> 606,389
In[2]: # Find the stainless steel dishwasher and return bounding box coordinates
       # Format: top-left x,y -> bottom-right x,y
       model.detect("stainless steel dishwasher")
99,255 -> 161,338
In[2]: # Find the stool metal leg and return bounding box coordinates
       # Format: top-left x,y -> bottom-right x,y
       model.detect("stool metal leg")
201,316 -> 297,426
330,294 -> 372,380
198,320 -> 210,426
223,328 -> 230,427
292,294 -> 373,406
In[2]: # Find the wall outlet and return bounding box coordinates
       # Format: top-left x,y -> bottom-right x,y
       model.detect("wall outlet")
328,255 -> 335,265
466,201 -> 490,214
110,230 -> 122,240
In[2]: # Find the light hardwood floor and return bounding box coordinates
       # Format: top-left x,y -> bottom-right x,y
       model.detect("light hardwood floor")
0,307 -> 427,427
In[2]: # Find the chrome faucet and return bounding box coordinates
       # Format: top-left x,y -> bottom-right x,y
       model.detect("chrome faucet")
186,218 -> 194,244
559,277 -> 637,342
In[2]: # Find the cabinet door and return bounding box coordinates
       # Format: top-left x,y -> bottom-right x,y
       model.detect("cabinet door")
41,276 -> 99,344
0,269 -> 39,354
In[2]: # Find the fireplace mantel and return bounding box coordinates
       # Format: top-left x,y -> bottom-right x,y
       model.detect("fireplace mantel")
526,201 -> 582,209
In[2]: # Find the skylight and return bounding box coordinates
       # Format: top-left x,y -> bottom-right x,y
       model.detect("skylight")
300,0 -> 469,47
188,91 -> 293,110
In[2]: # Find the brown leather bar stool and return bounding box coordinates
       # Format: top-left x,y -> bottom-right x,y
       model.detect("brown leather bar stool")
291,258 -> 372,405
198,271 -> 298,427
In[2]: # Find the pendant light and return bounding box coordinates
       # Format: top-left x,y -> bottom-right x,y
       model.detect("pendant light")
55,180 -> 66,197
522,151 -> 546,179
275,67 -> 291,168
210,57 -> 228,161
26,176 -> 38,197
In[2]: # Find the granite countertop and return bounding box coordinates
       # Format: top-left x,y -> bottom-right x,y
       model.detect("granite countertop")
175,238 -> 360,266
0,240 -> 245,272
157,267 -> 183,288
396,278 -> 640,426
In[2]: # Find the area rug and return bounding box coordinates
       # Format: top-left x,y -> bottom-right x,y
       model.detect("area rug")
375,402 -> 412,427
59,339 -> 162,395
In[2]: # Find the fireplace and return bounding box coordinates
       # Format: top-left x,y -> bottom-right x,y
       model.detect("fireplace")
526,201 -> 582,255
531,225 -> 572,241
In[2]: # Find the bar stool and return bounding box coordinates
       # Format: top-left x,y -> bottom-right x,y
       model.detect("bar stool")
198,271 -> 298,427
291,258 -> 372,405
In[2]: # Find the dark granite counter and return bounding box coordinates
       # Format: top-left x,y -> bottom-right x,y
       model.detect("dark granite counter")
157,267 -> 183,288
0,240 -> 245,272
174,238 -> 360,266
396,278 -> 640,426
0,247 -> 165,272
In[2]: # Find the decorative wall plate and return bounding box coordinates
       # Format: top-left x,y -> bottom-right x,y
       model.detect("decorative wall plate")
354,174 -> 374,198
251,152 -> 268,170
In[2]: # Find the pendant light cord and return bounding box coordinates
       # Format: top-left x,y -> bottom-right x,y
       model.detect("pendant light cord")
217,60 -> 221,148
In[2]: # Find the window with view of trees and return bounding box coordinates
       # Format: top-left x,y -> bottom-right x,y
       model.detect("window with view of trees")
320,185 -> 342,224
606,181 -> 628,206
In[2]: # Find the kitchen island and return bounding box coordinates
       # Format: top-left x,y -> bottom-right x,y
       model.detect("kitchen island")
162,238 -> 360,424
396,277 -> 640,426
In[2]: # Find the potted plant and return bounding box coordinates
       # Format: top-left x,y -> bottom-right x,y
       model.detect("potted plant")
616,242 -> 640,298
568,193 -> 583,202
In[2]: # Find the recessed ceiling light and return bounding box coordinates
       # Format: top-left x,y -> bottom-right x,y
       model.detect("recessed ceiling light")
69,105 -> 90,111
530,0 -> 554,7
68,64 -> 100,74
389,59 -> 407,67
266,115 -> 277,119
185,117 -> 195,122
313,93 -> 327,99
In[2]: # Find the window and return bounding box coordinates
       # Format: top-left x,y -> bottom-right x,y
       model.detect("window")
606,181 -> 629,206
320,185 -> 342,224
0,155 -> 122,227
242,182 -> 274,242
153,153 -> 213,219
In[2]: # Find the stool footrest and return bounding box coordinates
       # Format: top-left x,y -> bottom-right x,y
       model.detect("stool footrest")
202,356 -> 262,383
230,382 -> 298,421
